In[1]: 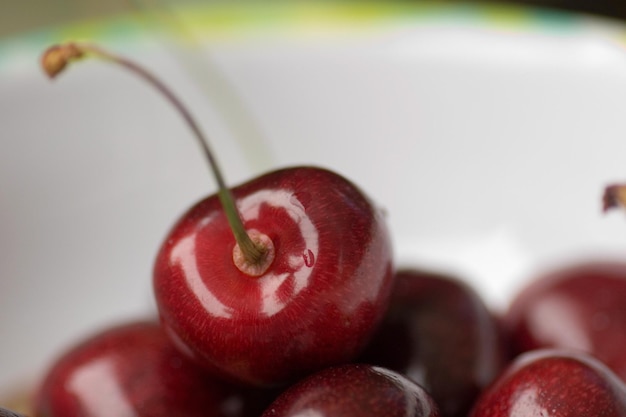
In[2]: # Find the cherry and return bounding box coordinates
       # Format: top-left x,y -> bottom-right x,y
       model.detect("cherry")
154,165 -> 394,387
34,320 -> 277,417
261,363 -> 441,417
359,269 -> 508,417
470,349 -> 626,417
504,260 -> 626,382
41,42 -> 395,388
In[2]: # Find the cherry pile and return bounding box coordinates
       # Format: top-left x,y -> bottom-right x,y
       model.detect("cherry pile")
4,42 -> 626,417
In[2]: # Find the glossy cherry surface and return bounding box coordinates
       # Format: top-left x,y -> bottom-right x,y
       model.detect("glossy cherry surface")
154,166 -> 394,387
470,349 -> 626,417
359,269 -> 507,417
505,260 -> 626,381
34,320 -> 276,417
261,363 -> 440,417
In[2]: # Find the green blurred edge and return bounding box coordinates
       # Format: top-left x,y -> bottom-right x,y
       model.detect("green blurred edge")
2,1 -> 613,71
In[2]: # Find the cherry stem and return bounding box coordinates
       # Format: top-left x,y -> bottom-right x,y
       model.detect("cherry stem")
41,42 -> 266,265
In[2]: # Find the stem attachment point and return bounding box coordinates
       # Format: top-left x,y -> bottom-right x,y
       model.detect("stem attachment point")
232,230 -> 275,277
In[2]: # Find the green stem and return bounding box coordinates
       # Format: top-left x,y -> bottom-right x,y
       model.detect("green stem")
42,42 -> 265,264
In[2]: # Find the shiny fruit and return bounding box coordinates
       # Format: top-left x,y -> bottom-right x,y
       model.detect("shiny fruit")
40,42 -> 395,388
360,268 -> 507,417
505,260 -> 626,381
35,320 -> 276,417
154,166 -> 395,387
262,363 -> 441,417
470,349 -> 626,417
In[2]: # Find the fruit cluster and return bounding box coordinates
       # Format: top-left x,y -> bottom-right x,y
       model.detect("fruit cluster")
3,42 -> 626,417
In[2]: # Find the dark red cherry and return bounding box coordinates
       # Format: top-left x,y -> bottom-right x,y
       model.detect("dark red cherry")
39,42 -> 395,389
359,269 -> 507,417
154,166 -> 395,387
262,363 -> 441,417
505,260 -> 626,381
470,349 -> 626,417
34,320 -> 276,417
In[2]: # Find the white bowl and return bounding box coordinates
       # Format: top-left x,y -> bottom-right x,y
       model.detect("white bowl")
2,1 -> 626,398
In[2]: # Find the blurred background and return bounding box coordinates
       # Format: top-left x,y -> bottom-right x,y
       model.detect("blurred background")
2,0 -> 626,412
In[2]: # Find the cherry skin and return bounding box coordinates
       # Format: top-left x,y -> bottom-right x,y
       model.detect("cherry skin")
34,320 -> 277,417
359,269 -> 508,417
505,260 -> 626,382
154,166 -> 395,387
261,363 -> 441,417
470,349 -> 626,417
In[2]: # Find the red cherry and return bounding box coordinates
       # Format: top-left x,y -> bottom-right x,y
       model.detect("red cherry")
470,349 -> 626,417
505,260 -> 626,381
34,320 -> 277,417
154,166 -> 394,386
261,363 -> 441,417
360,269 -> 508,417
40,43 -> 395,387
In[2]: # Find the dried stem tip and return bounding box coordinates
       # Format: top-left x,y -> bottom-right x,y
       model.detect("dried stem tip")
41,43 -> 84,78
602,184 -> 626,213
